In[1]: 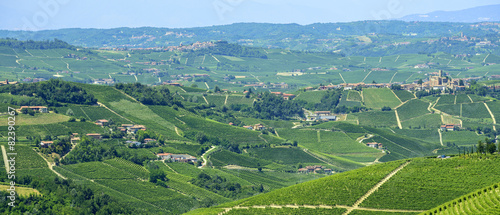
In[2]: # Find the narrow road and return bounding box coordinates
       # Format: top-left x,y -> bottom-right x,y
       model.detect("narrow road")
224,95 -> 228,105
33,149 -> 67,180
1,146 -> 9,173
391,90 -> 403,104
395,110 -> 402,129
199,146 -> 216,168
202,96 -> 209,104
339,73 -> 346,83
97,102 -> 134,123
438,129 -> 444,146
467,95 -> 474,103
343,161 -> 411,215
484,103 -> 497,131
389,72 -> 397,83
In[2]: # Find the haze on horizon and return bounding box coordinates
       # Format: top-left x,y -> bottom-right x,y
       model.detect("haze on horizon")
1,0 -> 500,31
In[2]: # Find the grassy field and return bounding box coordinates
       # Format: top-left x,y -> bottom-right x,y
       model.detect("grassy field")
362,88 -> 401,109
355,111 -> 398,128
0,113 -> 70,126
295,91 -> 327,104
210,149 -> 271,168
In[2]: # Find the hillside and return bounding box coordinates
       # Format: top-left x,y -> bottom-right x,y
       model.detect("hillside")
187,155 -> 500,215
399,4 -> 500,23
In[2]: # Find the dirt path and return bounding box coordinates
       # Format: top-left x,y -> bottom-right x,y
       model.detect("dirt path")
343,161 -> 411,215
438,129 -> 444,146
174,127 -> 182,137
1,146 -> 9,173
389,72 -> 397,83
203,96 -> 209,104
211,54 -> 220,62
33,149 -> 67,180
302,149 -> 338,169
199,146 -> 216,168
114,88 -> 142,103
97,102 -> 134,123
317,130 -> 321,142
361,71 -> 372,83
162,161 -> 179,174
454,95 -> 457,105
274,129 -> 281,138
484,103 -> 497,131
391,90 -> 403,104
357,134 -> 374,143
339,73 -> 346,83
467,95 -> 474,103
395,110 -> 402,129
224,95 -> 228,105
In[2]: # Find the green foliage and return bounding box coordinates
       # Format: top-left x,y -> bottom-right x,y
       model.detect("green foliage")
253,92 -> 304,120
116,83 -> 182,107
61,162 -> 138,180
2,79 -> 97,106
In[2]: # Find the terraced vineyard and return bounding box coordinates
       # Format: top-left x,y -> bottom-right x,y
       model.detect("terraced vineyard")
424,183 -> 500,215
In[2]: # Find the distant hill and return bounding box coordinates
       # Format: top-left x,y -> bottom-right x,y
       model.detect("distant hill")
398,4 -> 500,23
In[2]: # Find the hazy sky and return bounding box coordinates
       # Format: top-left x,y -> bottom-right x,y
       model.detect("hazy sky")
1,0 -> 499,30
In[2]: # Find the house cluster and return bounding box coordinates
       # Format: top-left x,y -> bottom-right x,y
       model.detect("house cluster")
86,133 -> 102,139
307,111 -> 337,122
243,82 -> 289,89
126,138 -> 156,147
18,106 -> 49,113
118,124 -> 147,134
95,119 -> 109,126
366,142 -> 383,149
242,123 -> 266,131
93,78 -> 115,85
21,77 -> 46,83
440,124 -> 461,131
302,70 -> 472,92
298,165 -> 332,174
40,141 -> 53,148
270,92 -> 295,100
64,54 -> 88,60
157,153 -> 197,163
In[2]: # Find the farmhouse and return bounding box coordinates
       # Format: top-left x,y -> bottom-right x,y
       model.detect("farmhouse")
157,153 -> 197,163
253,124 -> 265,131
440,124 -> 460,131
243,126 -> 253,130
95,119 -> 109,126
128,125 -> 146,133
86,133 -> 102,139
19,106 -> 48,113
144,138 -> 156,143
126,140 -> 142,147
283,94 -> 295,100
310,111 -> 336,121
366,142 -> 383,149
40,141 -> 53,148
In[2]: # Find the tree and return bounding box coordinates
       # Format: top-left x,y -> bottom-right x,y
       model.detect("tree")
214,85 -> 221,93
381,106 -> 392,111
258,167 -> 262,172
477,140 -> 485,154
487,142 -> 497,154
418,79 -> 423,85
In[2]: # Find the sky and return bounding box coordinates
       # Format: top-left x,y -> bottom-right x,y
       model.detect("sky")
1,0 -> 500,31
